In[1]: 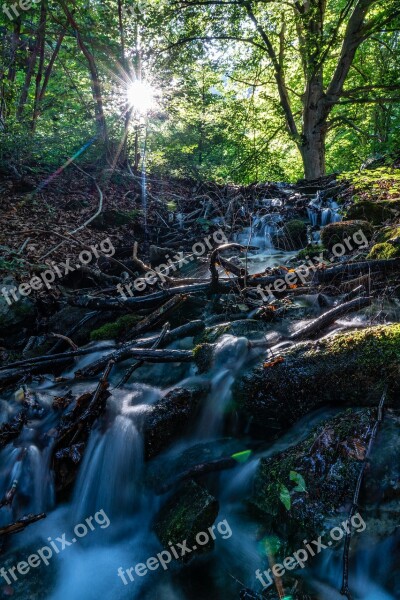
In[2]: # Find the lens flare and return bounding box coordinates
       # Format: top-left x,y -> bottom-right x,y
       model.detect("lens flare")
126,80 -> 155,113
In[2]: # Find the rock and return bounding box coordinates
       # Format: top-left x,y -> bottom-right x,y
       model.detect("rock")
347,199 -> 400,225
273,219 -> 307,250
320,220 -> 373,251
234,324 -> 400,437
154,480 -> 219,557
146,438 -> 245,492
0,277 -> 36,333
143,386 -> 209,459
249,408 -> 372,549
0,543 -> 57,599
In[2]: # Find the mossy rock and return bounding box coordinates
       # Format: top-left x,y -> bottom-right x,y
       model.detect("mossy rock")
367,242 -> 400,260
234,324 -> 400,437
154,480 -> 219,558
273,220 -> 307,250
347,200 -> 400,225
249,408 -> 371,549
320,220 -> 373,252
90,314 -> 141,340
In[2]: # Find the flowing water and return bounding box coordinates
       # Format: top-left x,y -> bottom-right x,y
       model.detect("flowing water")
0,216 -> 398,600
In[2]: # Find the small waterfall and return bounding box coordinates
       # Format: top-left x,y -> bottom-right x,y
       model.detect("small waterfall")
236,213 -> 281,252
308,192 -> 342,227
72,415 -> 143,522
196,335 -> 249,437
24,444 -> 54,513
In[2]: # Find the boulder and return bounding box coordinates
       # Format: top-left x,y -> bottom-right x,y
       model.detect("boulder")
234,325 -> 400,438
320,220 -> 373,251
154,480 -> 219,557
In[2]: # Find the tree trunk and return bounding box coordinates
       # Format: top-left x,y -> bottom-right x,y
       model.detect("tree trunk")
299,76 -> 327,180
299,124 -> 327,180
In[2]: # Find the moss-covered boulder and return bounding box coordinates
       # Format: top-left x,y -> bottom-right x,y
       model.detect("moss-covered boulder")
367,242 -> 400,260
347,199 -> 400,225
249,408 -> 371,548
273,220 -> 307,250
320,220 -> 373,251
154,480 -> 219,557
143,386 -> 208,459
234,325 -> 400,437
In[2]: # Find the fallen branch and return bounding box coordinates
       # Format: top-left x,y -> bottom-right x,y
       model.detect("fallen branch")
76,320 -> 204,378
0,513 -> 46,536
290,296 -> 372,341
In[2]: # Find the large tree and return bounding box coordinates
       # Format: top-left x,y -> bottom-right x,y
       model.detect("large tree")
168,0 -> 400,179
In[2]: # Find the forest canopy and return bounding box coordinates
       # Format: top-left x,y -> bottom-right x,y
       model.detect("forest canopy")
1,0 -> 400,182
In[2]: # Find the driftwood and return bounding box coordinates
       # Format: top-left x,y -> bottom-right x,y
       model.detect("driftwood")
341,388 -> 387,600
289,296 -> 372,341
0,513 -> 46,536
76,320 -> 204,378
116,322 -> 170,387
121,294 -> 187,341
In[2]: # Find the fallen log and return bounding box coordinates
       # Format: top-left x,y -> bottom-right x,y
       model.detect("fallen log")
121,294 -> 187,341
289,296 -> 372,341
76,320 -> 204,378
75,349 -> 193,379
116,322 -> 170,387
314,258 -> 400,284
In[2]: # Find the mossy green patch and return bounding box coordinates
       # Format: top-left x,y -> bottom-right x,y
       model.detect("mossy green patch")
367,242 -> 400,260
90,314 -> 141,340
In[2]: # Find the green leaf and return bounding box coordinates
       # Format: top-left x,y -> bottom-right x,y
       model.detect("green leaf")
290,470 -> 307,492
231,450 -> 252,464
279,484 -> 291,510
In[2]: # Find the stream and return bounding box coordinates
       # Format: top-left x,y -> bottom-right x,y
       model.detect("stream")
0,196 -> 398,600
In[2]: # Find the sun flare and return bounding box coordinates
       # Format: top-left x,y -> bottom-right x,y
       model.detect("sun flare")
126,80 -> 156,114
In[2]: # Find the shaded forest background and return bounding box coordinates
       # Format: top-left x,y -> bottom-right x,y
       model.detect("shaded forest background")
1,0 -> 400,183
